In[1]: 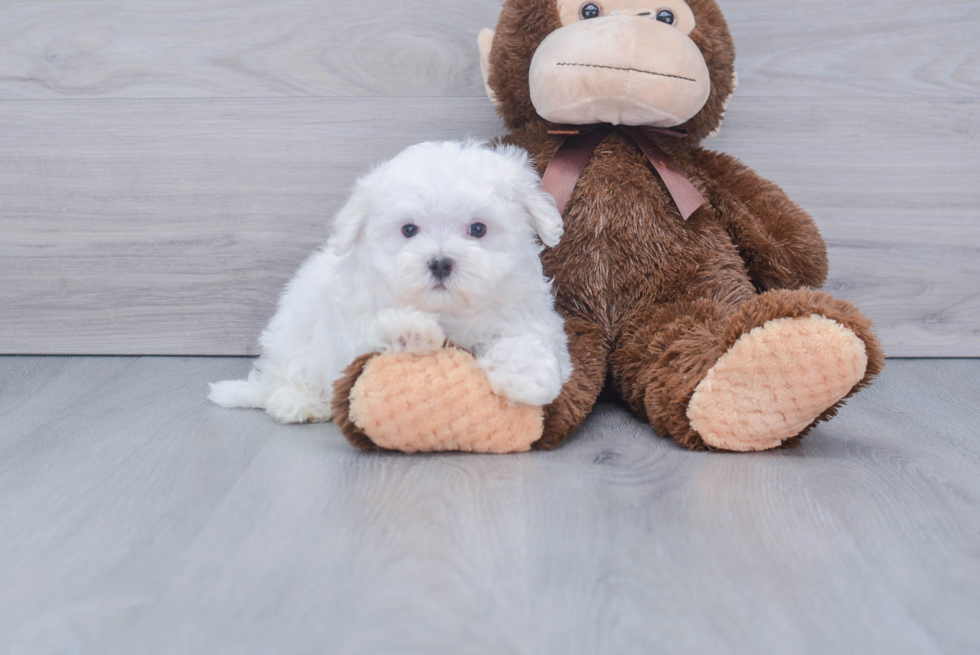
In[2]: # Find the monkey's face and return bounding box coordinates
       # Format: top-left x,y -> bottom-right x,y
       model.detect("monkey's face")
529,0 -> 711,127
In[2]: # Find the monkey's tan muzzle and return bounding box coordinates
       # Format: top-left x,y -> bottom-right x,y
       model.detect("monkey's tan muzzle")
529,15 -> 711,127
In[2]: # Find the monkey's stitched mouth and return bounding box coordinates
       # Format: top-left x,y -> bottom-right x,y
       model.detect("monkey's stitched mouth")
556,62 -> 696,83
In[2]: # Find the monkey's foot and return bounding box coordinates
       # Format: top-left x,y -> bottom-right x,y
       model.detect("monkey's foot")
686,315 -> 869,452
332,348 -> 543,454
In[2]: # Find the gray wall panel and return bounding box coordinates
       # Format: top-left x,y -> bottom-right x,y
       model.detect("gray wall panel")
0,0 -> 977,355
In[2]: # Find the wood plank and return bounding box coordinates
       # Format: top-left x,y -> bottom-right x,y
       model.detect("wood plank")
0,0 -> 504,100
726,0 -> 980,100
2,96 -> 977,356
0,98 -> 503,355
0,356 -> 978,652
0,0 -> 976,101
0,356 -> 139,457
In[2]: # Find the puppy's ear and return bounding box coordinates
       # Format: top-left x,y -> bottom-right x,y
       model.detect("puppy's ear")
327,178 -> 373,256
496,144 -> 564,248
521,182 -> 563,248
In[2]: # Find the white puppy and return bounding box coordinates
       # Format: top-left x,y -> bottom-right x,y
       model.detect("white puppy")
209,141 -> 573,424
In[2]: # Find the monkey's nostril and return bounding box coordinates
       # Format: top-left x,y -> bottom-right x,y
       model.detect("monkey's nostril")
428,257 -> 454,281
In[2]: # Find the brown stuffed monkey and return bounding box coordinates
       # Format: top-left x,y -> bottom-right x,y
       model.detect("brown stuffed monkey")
332,0 -> 884,453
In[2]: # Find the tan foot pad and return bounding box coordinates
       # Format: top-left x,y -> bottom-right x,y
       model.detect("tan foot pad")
348,348 -> 544,454
687,315 -> 868,452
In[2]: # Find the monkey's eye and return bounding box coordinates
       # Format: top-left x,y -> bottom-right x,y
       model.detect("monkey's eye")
579,2 -> 602,19
655,9 -> 675,25
402,224 -> 419,238
468,222 -> 487,238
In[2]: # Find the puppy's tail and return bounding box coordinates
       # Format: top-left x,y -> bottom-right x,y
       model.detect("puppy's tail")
208,375 -> 267,409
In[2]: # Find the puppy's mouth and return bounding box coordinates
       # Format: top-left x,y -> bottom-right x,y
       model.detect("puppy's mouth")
431,274 -> 456,292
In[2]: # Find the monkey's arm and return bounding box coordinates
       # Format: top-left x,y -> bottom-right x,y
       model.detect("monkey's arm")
690,148 -> 829,291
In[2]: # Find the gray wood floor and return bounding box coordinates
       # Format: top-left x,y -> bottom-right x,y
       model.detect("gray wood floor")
1,0 -> 979,357
1,357 -> 978,654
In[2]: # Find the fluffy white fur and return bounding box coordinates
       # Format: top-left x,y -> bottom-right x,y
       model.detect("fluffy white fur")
209,141 -> 573,424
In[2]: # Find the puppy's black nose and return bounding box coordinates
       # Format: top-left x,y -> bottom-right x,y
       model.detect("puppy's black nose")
428,257 -> 454,280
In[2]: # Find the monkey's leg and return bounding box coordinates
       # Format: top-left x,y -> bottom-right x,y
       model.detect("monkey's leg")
332,348 -> 548,453
533,315 -> 611,450
330,313 -> 610,453
611,289 -> 884,451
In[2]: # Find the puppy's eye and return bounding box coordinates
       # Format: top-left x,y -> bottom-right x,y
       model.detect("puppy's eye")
402,224 -> 419,238
579,2 -> 602,19
468,222 -> 487,238
656,9 -> 675,24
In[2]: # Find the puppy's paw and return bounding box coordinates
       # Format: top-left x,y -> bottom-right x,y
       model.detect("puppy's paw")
483,369 -> 560,407
265,384 -> 332,423
478,347 -> 564,407
373,308 -> 446,353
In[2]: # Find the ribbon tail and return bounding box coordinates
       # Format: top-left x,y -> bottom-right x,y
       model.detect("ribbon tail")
540,126 -> 611,216
622,127 -> 705,221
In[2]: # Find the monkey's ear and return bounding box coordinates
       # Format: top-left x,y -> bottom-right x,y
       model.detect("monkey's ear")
327,178 -> 373,256
706,71 -> 739,139
477,28 -> 499,108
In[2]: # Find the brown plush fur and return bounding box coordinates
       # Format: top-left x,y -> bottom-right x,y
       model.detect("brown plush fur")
333,0 -> 884,453
332,352 -> 388,452
487,0 -> 884,450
